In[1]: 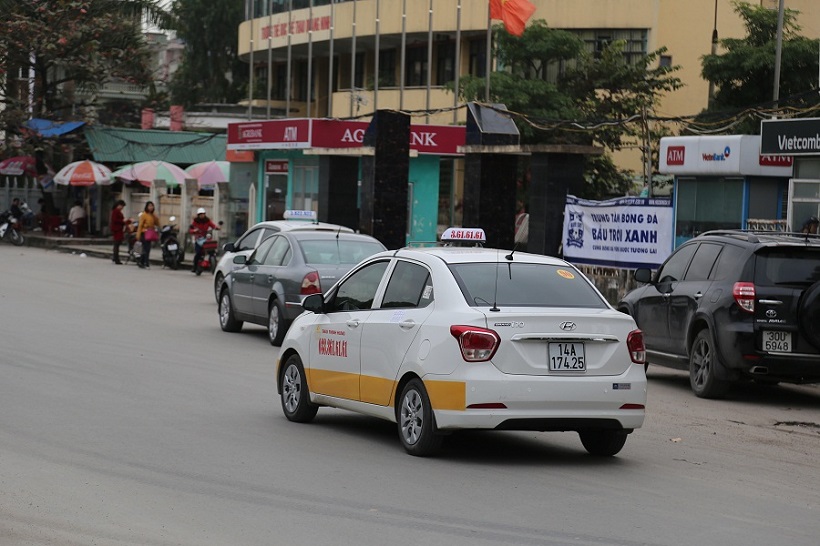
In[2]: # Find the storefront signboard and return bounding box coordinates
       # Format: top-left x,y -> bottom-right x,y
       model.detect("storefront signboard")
228,119 -> 465,155
660,135 -> 793,176
562,195 -> 674,269
761,118 -> 820,156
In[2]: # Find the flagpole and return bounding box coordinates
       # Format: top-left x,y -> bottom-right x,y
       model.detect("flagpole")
350,0 -> 358,117
374,0 -> 380,112
248,0 -> 254,120
400,0 -> 407,111
485,2 -> 492,102
308,0 -> 314,118
266,5 -> 273,119
426,0 -> 433,123
328,0 -> 335,116
454,0 -> 461,123
286,0 -> 293,118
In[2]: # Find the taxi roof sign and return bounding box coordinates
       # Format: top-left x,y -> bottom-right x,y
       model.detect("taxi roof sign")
283,209 -> 318,221
440,227 -> 486,245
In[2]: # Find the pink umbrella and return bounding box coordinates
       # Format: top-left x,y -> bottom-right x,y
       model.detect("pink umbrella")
112,160 -> 189,187
185,160 -> 230,188
0,156 -> 37,177
54,160 -> 113,186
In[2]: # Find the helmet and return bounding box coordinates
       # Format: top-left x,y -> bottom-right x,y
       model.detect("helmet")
196,207 -> 206,215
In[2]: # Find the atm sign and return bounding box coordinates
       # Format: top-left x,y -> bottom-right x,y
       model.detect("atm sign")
666,146 -> 685,166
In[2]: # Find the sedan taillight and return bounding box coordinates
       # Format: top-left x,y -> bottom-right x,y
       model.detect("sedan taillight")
626,329 -> 646,364
300,271 -> 321,295
733,282 -> 755,313
450,325 -> 500,362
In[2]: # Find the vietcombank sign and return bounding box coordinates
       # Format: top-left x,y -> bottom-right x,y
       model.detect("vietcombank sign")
761,118 -> 820,155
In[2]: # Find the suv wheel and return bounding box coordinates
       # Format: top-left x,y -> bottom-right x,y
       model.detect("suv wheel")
689,329 -> 729,399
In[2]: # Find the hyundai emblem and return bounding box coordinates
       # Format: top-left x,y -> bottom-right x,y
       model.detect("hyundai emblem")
560,321 -> 577,331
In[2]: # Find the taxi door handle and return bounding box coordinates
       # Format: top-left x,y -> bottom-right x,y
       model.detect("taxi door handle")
267,275 -> 274,283
399,319 -> 416,330
694,292 -> 703,299
347,319 -> 361,328
248,274 -> 254,282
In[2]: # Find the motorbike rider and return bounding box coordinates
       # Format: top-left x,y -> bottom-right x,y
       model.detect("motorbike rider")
188,207 -> 220,272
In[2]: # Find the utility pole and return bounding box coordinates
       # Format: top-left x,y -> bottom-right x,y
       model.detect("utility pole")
707,0 -> 718,107
642,105 -> 653,197
772,0 -> 785,106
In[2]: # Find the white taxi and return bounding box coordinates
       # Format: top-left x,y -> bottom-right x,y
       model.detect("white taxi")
276,228 -> 647,457
213,210 -> 354,302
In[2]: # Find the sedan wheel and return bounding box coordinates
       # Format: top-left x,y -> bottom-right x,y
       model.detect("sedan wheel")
268,300 -> 287,346
213,273 -> 223,303
689,329 -> 729,399
397,379 -> 443,456
218,290 -> 243,332
280,354 -> 318,422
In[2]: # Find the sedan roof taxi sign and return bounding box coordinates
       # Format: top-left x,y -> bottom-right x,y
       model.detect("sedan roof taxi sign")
283,209 -> 318,222
440,227 -> 486,246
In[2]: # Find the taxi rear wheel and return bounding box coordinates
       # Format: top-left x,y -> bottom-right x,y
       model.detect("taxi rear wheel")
280,355 -> 318,423
397,379 -> 443,457
579,430 -> 628,456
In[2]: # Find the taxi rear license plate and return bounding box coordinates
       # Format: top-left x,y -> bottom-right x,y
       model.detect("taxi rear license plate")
549,342 -> 586,371
763,330 -> 791,352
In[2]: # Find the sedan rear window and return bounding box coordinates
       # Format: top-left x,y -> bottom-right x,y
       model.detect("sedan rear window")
755,248 -> 820,286
449,263 -> 607,308
298,239 -> 384,265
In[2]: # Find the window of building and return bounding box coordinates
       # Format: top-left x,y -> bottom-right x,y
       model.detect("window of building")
354,51 -> 366,89
291,163 -> 319,212
405,46 -> 428,87
436,41 -> 455,85
469,38 -> 487,78
576,29 -> 648,65
676,177 -> 743,246
379,48 -> 396,87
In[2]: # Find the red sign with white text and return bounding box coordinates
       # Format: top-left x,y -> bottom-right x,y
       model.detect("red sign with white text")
229,119 -> 465,156
666,146 -> 685,166
759,154 -> 793,167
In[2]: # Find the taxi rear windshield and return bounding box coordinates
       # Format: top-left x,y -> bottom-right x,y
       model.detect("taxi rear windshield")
449,263 -> 607,308
754,248 -> 820,286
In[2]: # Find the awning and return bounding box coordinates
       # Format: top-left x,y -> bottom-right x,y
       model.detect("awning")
24,118 -> 86,137
85,126 -> 226,165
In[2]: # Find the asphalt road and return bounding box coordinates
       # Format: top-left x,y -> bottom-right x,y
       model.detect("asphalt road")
1,245 -> 818,546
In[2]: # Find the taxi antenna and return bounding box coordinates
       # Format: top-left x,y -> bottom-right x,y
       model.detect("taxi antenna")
490,249 -> 500,312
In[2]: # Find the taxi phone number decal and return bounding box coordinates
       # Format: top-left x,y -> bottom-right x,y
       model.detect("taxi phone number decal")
556,269 -> 575,279
319,329 -> 348,357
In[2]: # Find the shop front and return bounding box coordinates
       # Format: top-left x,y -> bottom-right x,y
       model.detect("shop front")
659,135 -> 794,246
226,118 -> 466,245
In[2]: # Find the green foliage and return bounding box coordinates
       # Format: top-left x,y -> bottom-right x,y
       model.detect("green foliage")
169,0 -> 249,107
457,20 -> 682,199
700,0 -> 820,132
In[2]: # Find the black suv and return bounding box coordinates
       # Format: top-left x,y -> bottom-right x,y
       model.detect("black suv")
619,230 -> 820,398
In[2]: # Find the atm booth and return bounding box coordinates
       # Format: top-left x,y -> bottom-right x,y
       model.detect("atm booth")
659,135 -> 794,247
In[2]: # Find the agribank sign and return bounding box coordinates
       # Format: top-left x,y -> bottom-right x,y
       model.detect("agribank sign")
562,195 -> 674,269
228,119 -> 465,155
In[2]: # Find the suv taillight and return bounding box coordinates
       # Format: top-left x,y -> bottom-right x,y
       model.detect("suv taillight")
733,282 -> 755,313
300,271 -> 321,295
450,325 -> 500,362
626,329 -> 646,364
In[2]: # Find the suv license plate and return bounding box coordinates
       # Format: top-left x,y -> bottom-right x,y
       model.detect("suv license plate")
549,342 -> 586,371
763,331 -> 791,353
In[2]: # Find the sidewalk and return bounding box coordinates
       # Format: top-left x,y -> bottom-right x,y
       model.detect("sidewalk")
22,231 -> 195,268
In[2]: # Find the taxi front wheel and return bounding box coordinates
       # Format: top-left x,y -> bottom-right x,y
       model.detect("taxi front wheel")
280,354 -> 318,423
397,379 -> 443,457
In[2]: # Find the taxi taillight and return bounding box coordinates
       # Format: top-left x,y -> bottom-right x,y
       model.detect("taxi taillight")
626,329 -> 646,364
733,282 -> 755,313
300,271 -> 321,295
450,325 -> 500,362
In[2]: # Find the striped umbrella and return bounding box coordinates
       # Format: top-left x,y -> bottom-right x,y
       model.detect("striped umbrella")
112,160 -> 189,187
54,160 -> 113,186
185,160 -> 230,187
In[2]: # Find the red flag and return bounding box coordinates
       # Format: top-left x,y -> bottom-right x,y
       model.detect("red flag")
490,0 -> 536,37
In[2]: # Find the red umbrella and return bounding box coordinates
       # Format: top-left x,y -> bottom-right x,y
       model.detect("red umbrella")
0,156 -> 37,177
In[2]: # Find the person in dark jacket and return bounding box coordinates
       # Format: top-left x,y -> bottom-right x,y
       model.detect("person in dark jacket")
110,200 -> 126,264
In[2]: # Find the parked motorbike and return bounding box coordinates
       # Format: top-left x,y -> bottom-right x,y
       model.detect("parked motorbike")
160,216 -> 185,270
124,219 -> 141,265
193,229 -> 219,276
0,210 -> 25,246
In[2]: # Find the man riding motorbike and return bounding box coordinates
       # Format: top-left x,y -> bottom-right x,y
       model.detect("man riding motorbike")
188,208 -> 220,272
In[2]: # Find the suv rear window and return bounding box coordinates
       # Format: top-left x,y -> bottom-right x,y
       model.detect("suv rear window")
449,263 -> 607,308
754,248 -> 820,286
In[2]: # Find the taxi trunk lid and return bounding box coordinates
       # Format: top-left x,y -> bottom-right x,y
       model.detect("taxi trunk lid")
483,308 -> 638,376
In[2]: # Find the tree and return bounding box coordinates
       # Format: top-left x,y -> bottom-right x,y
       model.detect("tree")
700,1 -> 820,131
0,0 -> 175,146
169,0 -> 249,107
457,20 -> 682,198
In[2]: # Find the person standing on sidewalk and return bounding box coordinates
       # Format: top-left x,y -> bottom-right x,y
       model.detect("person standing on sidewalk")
110,200 -> 126,264
136,201 -> 160,269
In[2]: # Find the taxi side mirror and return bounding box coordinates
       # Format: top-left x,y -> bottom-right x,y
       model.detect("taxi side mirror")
233,255 -> 247,266
303,293 -> 325,314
